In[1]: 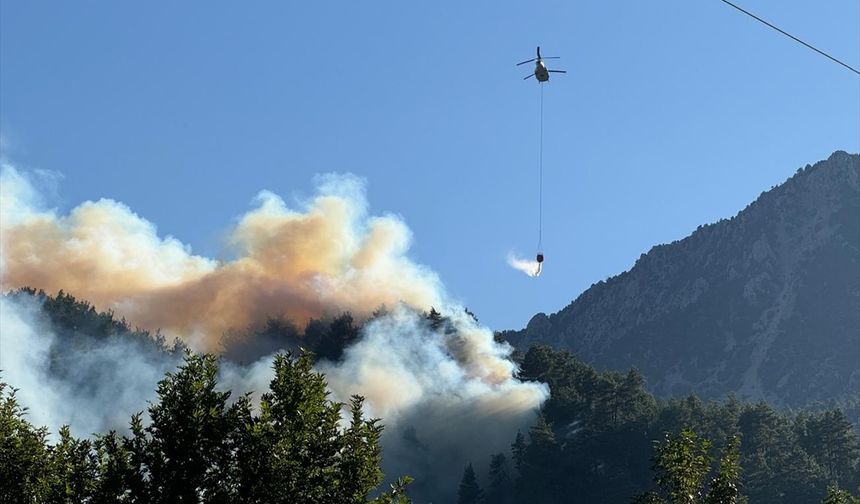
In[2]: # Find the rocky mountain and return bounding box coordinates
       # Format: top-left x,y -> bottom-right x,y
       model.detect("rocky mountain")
504,151 -> 860,407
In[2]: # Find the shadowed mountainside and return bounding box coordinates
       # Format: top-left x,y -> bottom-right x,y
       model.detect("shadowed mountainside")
504,151 -> 860,407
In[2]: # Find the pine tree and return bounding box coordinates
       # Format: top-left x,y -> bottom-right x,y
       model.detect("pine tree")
514,415 -> 562,503
518,345 -> 556,383
486,453 -> 513,504
317,312 -> 360,361
799,410 -> 859,485
618,368 -> 658,426
511,432 -> 526,473
740,402 -> 826,503
458,463 -> 483,504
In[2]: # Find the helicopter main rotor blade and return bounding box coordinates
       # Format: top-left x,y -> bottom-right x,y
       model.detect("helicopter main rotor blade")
524,73 -> 535,80
541,56 -> 561,59
548,70 -> 567,73
516,58 -> 536,66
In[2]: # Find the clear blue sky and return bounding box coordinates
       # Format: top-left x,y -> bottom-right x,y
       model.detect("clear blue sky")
2,1 -> 858,331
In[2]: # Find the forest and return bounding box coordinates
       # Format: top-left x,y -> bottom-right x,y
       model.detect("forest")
457,344 -> 860,503
1,289 -> 859,503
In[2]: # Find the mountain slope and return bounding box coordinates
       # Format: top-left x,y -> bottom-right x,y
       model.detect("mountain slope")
504,151 -> 860,407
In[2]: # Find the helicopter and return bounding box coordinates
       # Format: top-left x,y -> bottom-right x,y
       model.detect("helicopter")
517,46 -> 566,82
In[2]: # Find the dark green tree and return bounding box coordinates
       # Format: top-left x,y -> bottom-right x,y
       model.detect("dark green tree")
234,351 -> 398,503
44,426 -> 98,503
128,352 -> 240,503
339,395 -> 384,503
0,290 -> 412,504
486,453 -> 513,504
247,351 -> 344,501
0,382 -> 50,503
652,429 -> 712,504
821,484 -> 860,504
517,345 -> 556,383
425,307 -> 445,331
458,463 -> 483,504
514,415 -> 562,503
91,431 -> 131,503
632,493 -> 664,504
372,476 -> 414,504
703,435 -> 742,504
797,410 -> 859,485
316,312 -> 360,362
302,318 -> 329,356
739,402 -> 826,503
633,430 -> 745,504
618,368 -> 659,426
510,432 -> 526,474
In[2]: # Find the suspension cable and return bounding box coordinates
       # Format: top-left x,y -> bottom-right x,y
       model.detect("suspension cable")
538,82 -> 544,252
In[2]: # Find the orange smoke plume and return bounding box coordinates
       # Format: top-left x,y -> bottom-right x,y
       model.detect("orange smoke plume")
1,167 -> 443,350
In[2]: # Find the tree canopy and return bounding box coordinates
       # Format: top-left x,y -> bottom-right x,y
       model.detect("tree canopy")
466,345 -> 860,504
0,352 -> 411,503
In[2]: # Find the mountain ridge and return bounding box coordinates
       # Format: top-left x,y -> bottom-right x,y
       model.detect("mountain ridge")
504,150 -> 860,407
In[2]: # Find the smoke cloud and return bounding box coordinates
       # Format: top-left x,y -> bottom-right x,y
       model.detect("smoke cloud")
508,252 -> 542,277
1,165 -> 443,351
222,306 -> 547,499
0,294 -> 180,437
323,307 -> 547,498
1,159 -> 548,501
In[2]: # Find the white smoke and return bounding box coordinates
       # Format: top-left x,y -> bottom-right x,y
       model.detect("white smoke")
1,293 -> 546,499
0,294 -> 179,438
0,295 -> 64,431
199,305 -> 548,501
321,306 -> 547,498
507,252 -> 542,277
0,159 -> 548,499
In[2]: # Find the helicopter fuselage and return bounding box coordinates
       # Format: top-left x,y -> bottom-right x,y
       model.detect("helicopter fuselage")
534,60 -> 550,82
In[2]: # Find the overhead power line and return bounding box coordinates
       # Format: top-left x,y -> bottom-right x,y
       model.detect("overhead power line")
719,0 -> 860,75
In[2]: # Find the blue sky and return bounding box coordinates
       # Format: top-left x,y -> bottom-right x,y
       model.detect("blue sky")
2,1 -> 858,331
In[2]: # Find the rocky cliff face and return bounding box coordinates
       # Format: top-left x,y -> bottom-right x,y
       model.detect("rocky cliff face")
504,151 -> 860,407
